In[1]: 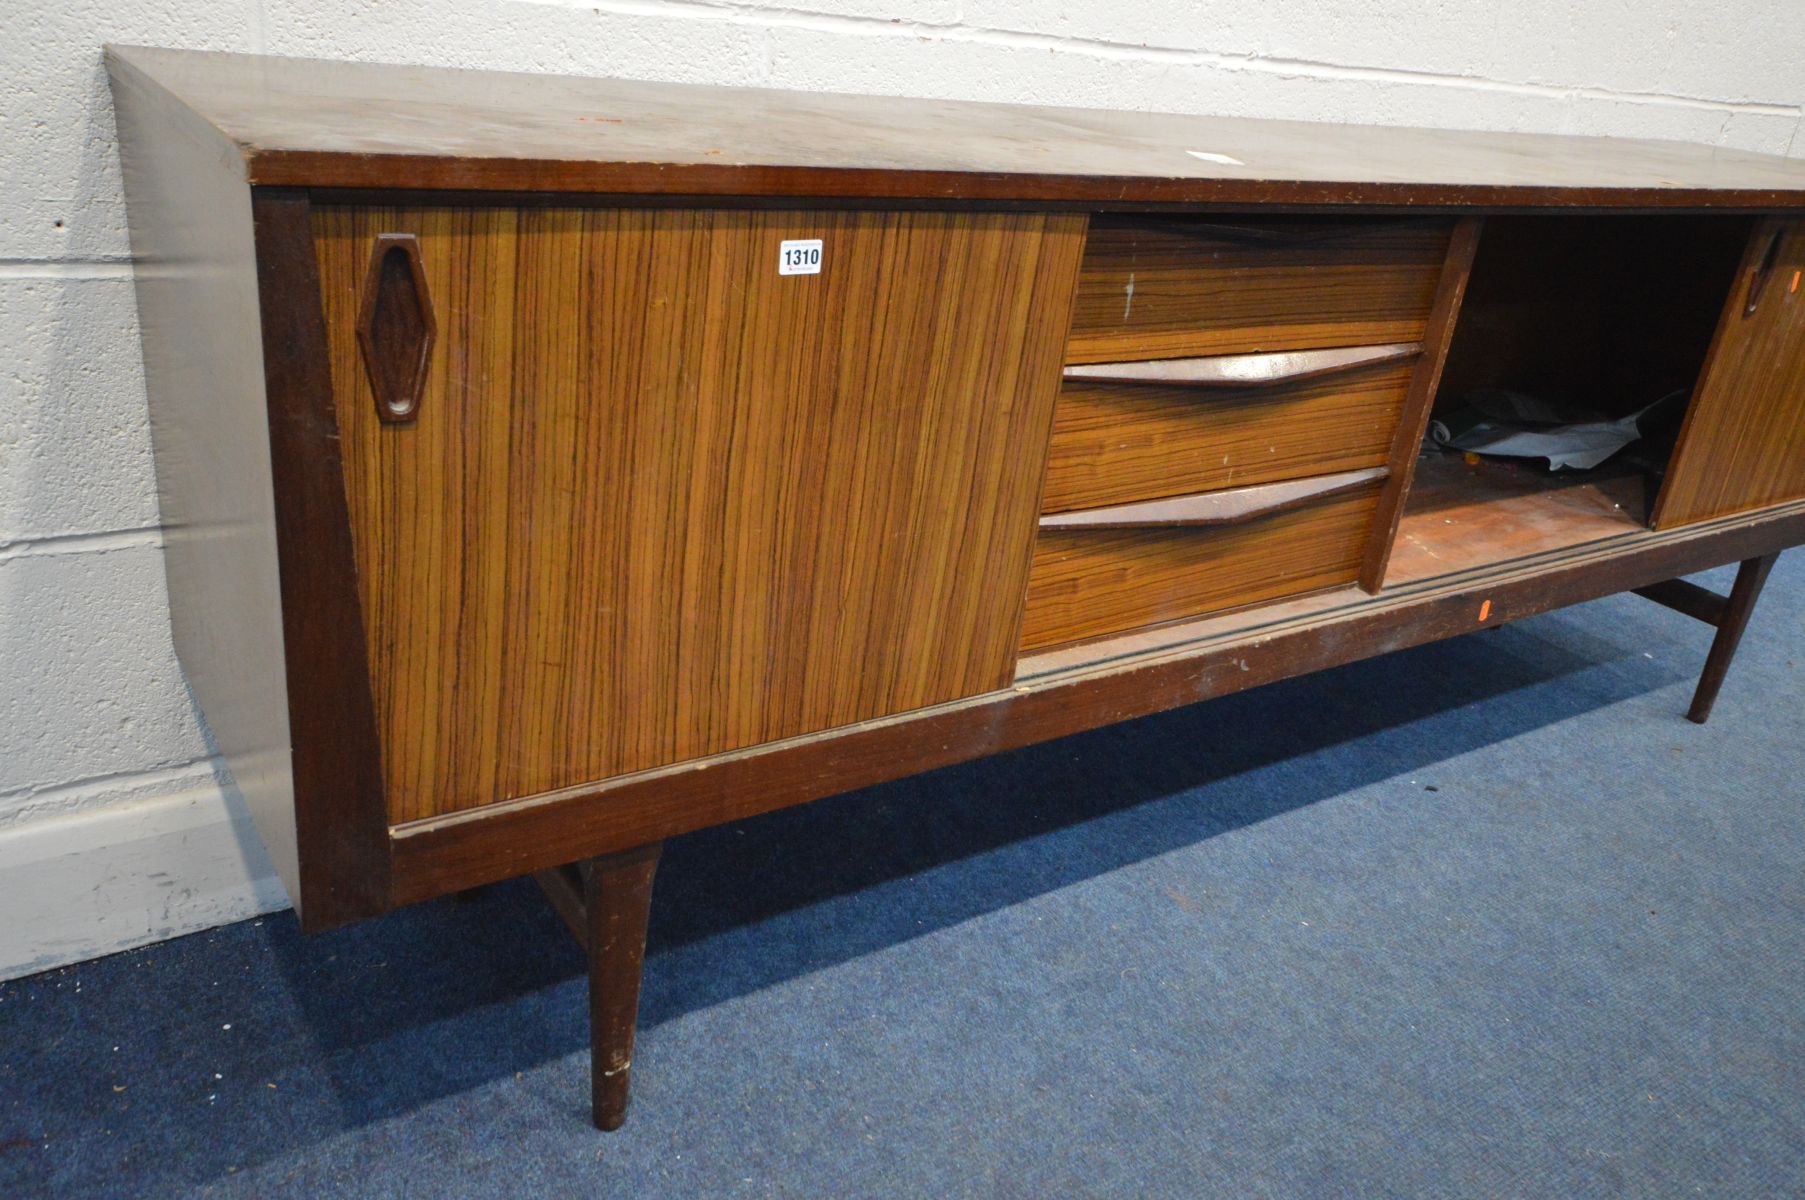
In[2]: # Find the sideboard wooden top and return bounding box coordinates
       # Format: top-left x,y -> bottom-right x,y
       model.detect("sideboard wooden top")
107,44 -> 1805,208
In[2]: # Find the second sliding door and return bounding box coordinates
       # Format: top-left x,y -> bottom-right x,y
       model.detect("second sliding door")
1658,217 -> 1805,527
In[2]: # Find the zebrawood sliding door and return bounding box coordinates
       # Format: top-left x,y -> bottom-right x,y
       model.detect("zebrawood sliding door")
1657,217 -> 1805,527
312,207 -> 1085,822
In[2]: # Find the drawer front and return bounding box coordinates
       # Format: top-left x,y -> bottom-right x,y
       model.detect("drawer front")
1019,475 -> 1384,651
1043,349 -> 1416,513
1066,216 -> 1452,364
313,205 -> 1085,822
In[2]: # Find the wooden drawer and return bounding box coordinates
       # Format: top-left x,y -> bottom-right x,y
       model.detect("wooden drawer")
1043,344 -> 1418,513
1066,215 -> 1452,364
1019,470 -> 1385,651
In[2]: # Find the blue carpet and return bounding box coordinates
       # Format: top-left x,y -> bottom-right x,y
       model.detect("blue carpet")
3,557 -> 1802,1198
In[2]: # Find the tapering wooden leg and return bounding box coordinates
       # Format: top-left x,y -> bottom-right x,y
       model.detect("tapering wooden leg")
1686,552 -> 1779,725
584,842 -> 662,1131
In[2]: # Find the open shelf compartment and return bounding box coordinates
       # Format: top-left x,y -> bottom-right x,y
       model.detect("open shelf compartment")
1388,214 -> 1754,584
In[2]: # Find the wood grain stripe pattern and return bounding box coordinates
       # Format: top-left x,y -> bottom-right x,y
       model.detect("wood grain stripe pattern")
389,497 -> 1805,902
1042,357 -> 1415,513
1066,216 -> 1454,364
1019,479 -> 1385,651
1655,217 -> 1805,527
1356,215 -> 1485,592
312,205 -> 1085,822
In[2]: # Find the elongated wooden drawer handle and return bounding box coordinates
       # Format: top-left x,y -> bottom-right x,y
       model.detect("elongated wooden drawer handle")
357,233 -> 436,423
1039,467 -> 1388,532
1063,343 -> 1420,389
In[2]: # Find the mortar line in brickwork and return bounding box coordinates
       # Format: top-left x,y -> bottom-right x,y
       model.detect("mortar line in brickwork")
0,527 -> 165,563
0,758 -> 229,829
0,259 -> 135,280
547,0 -> 1802,118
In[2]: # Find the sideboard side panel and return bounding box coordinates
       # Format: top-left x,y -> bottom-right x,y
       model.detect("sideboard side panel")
312,207 -> 1085,822
108,52 -> 303,912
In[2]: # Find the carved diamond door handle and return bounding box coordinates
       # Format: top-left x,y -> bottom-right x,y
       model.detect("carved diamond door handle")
356,233 -> 435,422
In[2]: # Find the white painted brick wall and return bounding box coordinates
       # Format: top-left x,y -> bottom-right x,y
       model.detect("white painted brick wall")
2,0 -> 1801,979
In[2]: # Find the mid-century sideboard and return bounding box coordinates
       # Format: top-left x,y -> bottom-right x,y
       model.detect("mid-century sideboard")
107,46 -> 1805,1130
